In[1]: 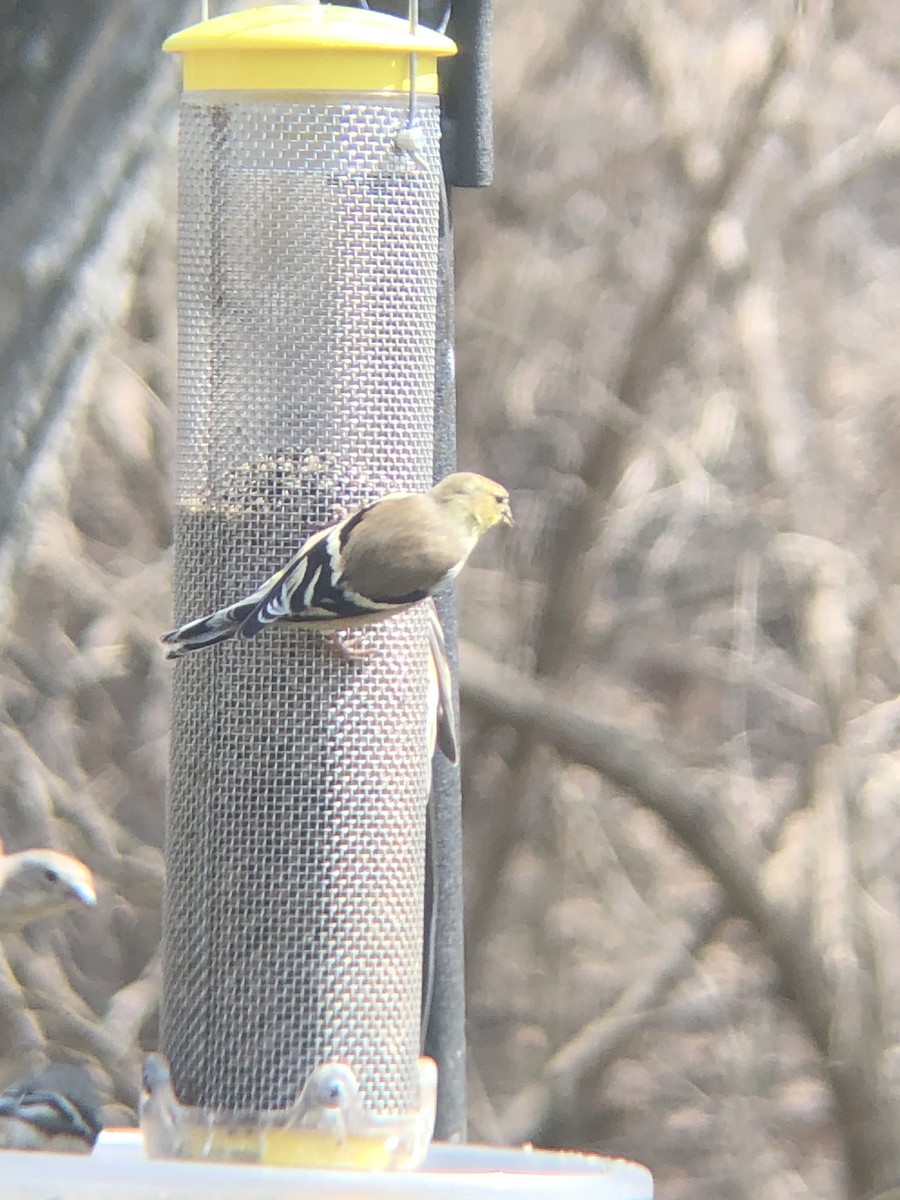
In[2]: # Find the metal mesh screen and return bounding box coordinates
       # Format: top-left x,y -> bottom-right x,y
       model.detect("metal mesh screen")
163,95 -> 442,1115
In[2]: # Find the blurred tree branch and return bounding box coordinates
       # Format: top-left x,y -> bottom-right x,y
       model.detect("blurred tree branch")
498,901 -> 725,1145
0,0 -> 187,598
732,255 -> 895,1191
465,27 -> 793,980
535,29 -> 791,680
460,640 -> 896,1192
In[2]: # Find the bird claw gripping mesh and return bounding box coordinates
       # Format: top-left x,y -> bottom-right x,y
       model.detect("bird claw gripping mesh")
140,1052 -> 437,1171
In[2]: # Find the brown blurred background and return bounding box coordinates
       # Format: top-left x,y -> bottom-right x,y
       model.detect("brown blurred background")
2,1 -> 900,1196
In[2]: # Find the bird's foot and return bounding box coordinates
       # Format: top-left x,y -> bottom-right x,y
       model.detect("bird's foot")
324,632 -> 372,662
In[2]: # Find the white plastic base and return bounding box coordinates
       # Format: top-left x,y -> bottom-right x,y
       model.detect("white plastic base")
0,1130 -> 652,1198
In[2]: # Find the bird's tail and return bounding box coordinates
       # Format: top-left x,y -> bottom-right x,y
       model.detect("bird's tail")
426,598 -> 459,765
160,598 -> 259,659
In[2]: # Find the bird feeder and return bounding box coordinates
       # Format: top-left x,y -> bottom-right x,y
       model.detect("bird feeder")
160,1 -> 455,1134
148,5 -> 654,1196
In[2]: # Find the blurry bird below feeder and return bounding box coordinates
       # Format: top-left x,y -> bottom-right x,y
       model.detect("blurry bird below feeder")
0,1064 -> 102,1154
0,843 -> 95,931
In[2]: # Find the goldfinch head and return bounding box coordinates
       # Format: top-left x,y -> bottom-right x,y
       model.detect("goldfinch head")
431,473 -> 513,536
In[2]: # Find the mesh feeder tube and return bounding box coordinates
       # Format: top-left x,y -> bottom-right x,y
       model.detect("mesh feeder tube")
162,5 -> 456,1121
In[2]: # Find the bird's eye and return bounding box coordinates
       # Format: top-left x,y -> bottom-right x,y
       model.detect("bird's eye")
43,868 -> 59,884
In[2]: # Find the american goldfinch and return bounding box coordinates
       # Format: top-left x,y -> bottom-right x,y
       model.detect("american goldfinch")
0,1064 -> 103,1154
161,472 -> 512,659
141,1052 -> 437,1171
0,845 -> 96,932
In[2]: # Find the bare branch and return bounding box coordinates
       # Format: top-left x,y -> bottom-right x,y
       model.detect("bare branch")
498,902 -> 725,1144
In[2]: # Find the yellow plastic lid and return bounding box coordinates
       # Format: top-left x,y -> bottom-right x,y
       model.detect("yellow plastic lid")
164,4 -> 457,94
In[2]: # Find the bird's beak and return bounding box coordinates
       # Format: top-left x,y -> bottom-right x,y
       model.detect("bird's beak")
501,502 -> 514,527
71,880 -> 97,907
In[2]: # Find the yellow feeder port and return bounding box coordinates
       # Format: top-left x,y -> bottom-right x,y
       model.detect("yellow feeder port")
164,4 -> 457,94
